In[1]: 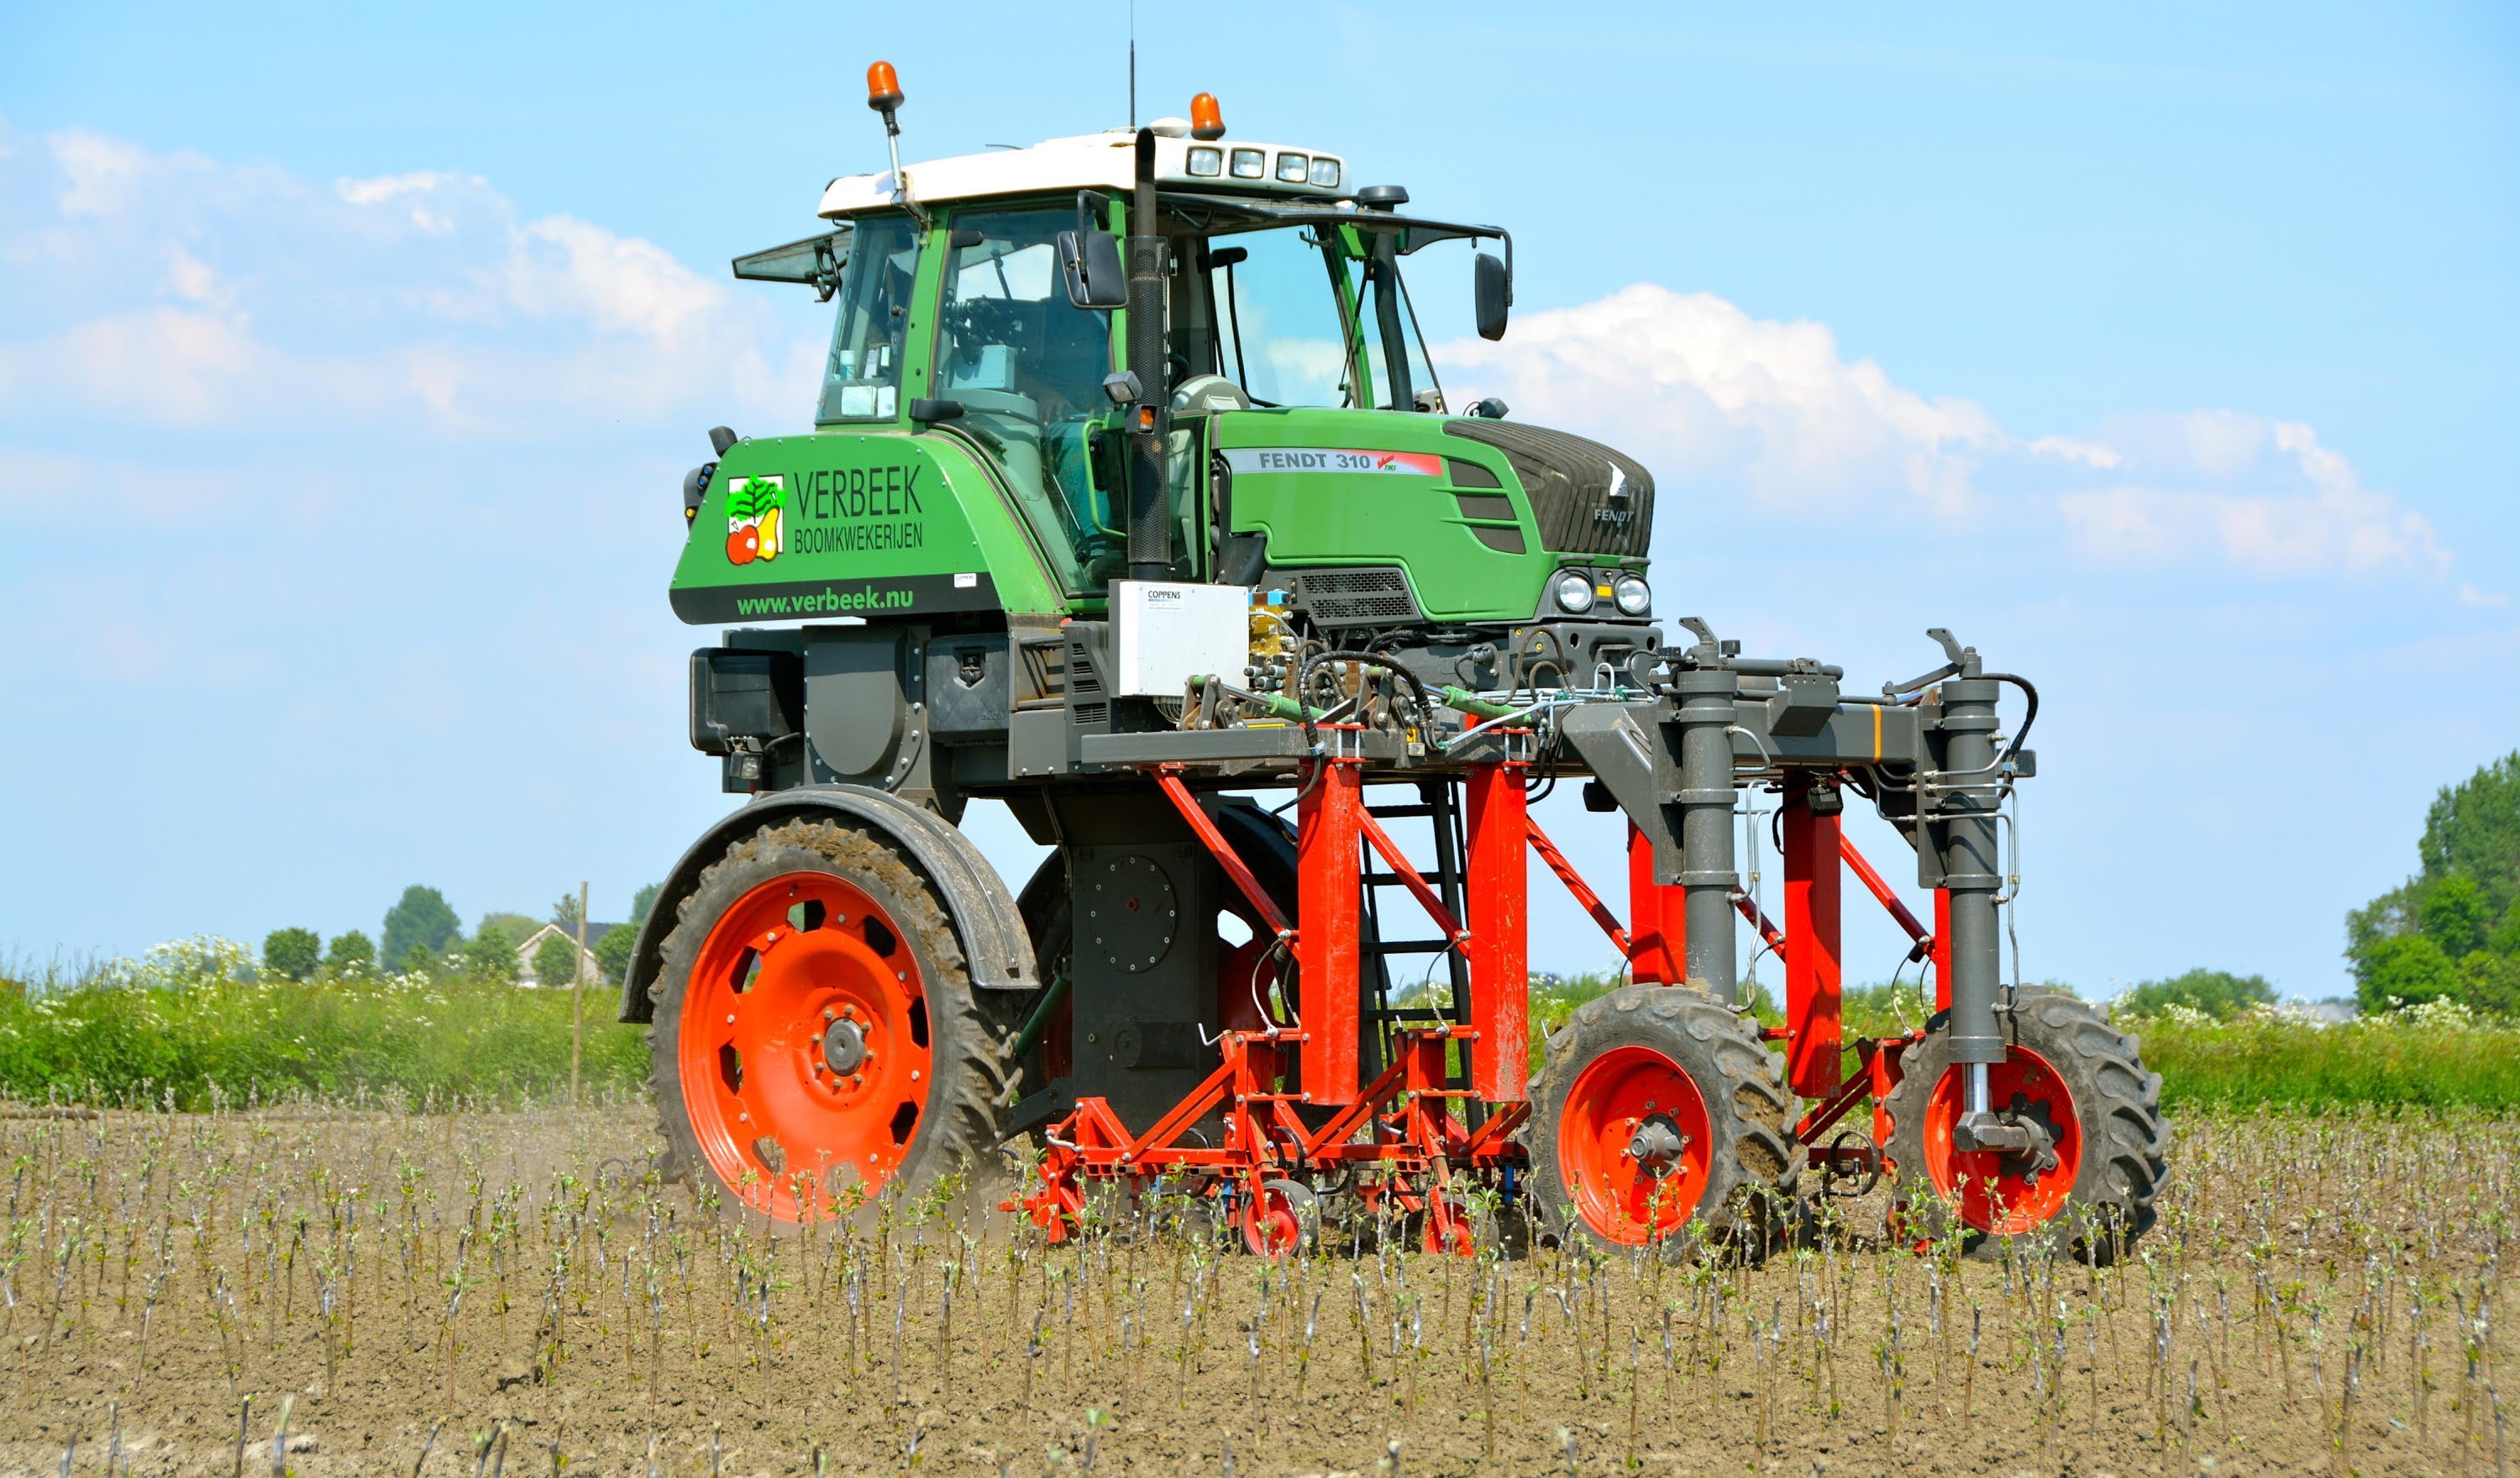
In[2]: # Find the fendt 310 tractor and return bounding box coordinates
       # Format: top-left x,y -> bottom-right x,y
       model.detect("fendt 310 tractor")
622,65 -> 2167,1259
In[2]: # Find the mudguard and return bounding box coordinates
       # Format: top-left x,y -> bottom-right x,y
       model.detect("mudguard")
620,785 -> 1037,1023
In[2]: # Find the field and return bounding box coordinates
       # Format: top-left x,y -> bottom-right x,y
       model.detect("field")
3,1106 -> 2511,1478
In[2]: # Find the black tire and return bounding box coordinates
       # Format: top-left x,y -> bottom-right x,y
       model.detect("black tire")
1882,986 -> 2167,1264
648,818 -> 1011,1218
1526,985 -> 1797,1258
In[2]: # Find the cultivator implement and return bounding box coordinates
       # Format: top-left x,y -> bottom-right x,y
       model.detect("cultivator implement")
625,63 -> 2168,1260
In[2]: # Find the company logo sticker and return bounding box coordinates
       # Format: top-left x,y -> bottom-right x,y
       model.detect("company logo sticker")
724,475 -> 785,565
1222,448 -> 1443,477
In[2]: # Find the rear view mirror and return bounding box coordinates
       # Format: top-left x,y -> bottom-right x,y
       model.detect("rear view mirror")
1060,229 -> 1126,309
1474,250 -> 1510,342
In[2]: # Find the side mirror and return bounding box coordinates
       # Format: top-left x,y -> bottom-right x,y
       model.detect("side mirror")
1474,251 -> 1510,342
1059,229 -> 1127,310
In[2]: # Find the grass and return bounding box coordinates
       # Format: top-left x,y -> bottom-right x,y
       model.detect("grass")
8,945 -> 2515,1113
0,941 -> 648,1108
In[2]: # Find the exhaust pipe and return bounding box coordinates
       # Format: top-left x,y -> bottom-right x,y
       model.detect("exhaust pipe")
1125,128 -> 1173,582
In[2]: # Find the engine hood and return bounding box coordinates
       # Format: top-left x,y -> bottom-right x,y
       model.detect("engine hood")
1441,419 -> 1653,559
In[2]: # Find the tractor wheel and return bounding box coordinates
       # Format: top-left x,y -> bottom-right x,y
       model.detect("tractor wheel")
1527,985 -> 1797,1256
1882,986 -> 2167,1264
648,818 -> 1011,1222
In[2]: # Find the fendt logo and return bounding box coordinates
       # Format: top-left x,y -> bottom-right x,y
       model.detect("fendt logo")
724,475 -> 785,565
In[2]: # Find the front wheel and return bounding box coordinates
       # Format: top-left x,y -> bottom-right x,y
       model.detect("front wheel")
1882,986 -> 2168,1263
648,819 -> 1011,1222
1526,985 -> 1796,1255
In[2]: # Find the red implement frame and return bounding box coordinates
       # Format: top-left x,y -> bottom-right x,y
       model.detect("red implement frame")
1024,756 -> 1954,1244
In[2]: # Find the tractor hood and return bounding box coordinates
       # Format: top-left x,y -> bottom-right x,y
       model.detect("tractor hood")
1436,418 -> 1654,560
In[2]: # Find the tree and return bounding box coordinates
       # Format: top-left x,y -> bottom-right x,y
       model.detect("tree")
400,942 -> 440,976
2458,949 -> 2520,1017
2418,750 -> 2520,921
262,927 -> 321,982
2123,967 -> 2276,1020
478,912 -> 541,944
532,934 -> 583,990
324,930 -> 376,977
382,886 -> 461,970
629,881 -> 662,926
2418,874 -> 2492,960
552,893 -> 583,931
464,923 -> 518,983
2357,934 -> 2456,1014
595,923 -> 639,986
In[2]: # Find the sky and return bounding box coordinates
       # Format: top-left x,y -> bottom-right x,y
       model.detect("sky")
2,2 -> 2514,1002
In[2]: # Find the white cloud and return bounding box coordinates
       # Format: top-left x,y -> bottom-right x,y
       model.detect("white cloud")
1436,284 -> 2001,515
0,128 -> 811,436
1436,288 -> 2454,585
2055,413 -> 2447,577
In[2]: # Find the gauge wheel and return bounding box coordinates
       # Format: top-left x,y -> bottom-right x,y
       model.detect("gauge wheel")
1882,986 -> 2167,1264
649,819 -> 1011,1223
1242,1177 -> 1320,1257
1527,984 -> 1796,1257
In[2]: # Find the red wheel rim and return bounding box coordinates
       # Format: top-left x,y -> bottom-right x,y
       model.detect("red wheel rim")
679,870 -> 933,1221
1243,1183 -> 1305,1257
1919,1048 -> 2082,1234
1557,1045 -> 1714,1245
1422,1195 -> 1477,1257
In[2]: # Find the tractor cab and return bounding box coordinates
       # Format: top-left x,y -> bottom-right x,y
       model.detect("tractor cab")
705,104 -> 1648,634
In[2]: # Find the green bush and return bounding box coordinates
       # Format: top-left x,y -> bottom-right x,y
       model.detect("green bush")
2122,967 -> 2276,1020
533,933 -> 583,990
0,943 -> 645,1107
2130,1005 -> 2520,1112
464,922 -> 518,984
261,927 -> 321,981
324,930 -> 375,976
595,923 -> 638,985
381,885 -> 461,968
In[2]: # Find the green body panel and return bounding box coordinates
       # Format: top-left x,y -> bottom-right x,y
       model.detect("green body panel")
1212,408 -> 1554,623
667,430 -> 1063,623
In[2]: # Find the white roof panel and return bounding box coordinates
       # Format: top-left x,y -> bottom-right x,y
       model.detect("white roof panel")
817,131 -> 1350,218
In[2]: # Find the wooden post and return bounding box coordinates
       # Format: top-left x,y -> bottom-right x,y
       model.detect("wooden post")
571,881 -> 589,1107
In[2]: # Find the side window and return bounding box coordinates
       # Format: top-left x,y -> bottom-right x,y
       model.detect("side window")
817,214 -> 920,423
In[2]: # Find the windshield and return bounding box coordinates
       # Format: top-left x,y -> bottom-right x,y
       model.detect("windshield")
1197,223 -> 1441,413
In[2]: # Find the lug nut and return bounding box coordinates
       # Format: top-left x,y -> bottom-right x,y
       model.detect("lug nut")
822,1007 -> 837,1023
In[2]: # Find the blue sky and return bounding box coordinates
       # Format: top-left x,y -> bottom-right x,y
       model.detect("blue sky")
3,3 -> 2513,1000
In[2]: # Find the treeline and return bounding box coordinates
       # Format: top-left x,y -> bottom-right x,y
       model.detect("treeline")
2345,750 -> 2520,1016
252,880 -> 664,988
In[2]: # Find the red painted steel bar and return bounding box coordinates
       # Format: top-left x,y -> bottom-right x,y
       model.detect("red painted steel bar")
1525,814 -> 1630,955
1150,765 -> 1294,939
1782,779 -> 1845,1097
1840,835 -> 1930,949
1463,760 -> 1529,1102
1296,755 -> 1364,1104
1627,823 -> 1683,984
1933,888 -> 1954,1012
1357,810 -> 1470,946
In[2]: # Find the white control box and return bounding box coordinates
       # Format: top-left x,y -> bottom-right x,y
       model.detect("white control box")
1110,581 -> 1251,697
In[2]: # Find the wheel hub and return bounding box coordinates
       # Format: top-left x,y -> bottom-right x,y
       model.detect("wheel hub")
821,1017 -> 869,1076
1625,1114 -> 1688,1175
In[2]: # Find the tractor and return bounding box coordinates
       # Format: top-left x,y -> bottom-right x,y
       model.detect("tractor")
620,64 -> 2168,1259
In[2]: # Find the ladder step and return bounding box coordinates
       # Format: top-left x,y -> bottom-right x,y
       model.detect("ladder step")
1364,938 -> 1456,955
1366,804 -> 1442,819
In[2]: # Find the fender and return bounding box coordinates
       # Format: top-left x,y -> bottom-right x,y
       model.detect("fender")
620,785 -> 1037,1023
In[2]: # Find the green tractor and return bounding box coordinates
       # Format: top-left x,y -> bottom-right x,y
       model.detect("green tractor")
622,66 -> 2166,1259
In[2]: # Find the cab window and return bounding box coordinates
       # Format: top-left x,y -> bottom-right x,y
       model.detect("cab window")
816,213 -> 919,423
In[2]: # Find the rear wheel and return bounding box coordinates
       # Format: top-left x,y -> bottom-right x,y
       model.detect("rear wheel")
1527,985 -> 1796,1255
1882,986 -> 2166,1263
649,819 -> 1010,1222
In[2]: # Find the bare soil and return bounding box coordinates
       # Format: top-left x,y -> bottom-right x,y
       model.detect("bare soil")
0,1107 -> 2509,1477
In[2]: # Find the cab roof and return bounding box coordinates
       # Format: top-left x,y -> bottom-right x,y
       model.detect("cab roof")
816,128 -> 1351,218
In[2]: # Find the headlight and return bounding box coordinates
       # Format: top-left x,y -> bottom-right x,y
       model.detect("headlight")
1187,146 -> 1223,178
1613,576 -> 1651,616
1276,151 -> 1310,183
1230,148 -> 1266,179
1551,571 -> 1596,614
1308,156 -> 1341,188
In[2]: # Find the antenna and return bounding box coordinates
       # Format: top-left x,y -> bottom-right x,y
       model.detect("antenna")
1127,0 -> 1137,128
